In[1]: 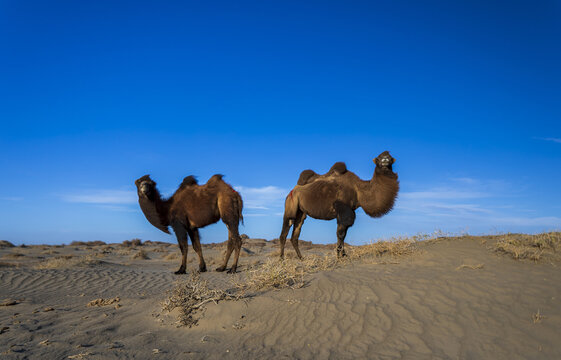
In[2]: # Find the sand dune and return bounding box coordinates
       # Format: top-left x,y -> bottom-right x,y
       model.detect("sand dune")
1,235 -> 560,359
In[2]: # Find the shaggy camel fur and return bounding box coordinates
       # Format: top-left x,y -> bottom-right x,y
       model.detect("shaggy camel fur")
279,151 -> 399,258
135,174 -> 244,274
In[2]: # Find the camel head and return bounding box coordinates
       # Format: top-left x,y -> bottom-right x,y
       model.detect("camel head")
374,151 -> 395,171
135,175 -> 157,201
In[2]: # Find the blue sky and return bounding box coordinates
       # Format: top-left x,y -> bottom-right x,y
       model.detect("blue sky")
1,0 -> 560,245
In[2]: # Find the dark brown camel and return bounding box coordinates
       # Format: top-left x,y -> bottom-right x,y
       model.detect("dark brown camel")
279,151 -> 399,259
135,174 -> 244,274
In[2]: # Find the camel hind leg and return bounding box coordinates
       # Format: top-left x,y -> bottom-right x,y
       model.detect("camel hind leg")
216,223 -> 242,273
216,195 -> 243,273
334,201 -> 356,258
187,228 -> 207,273
278,216 -> 292,259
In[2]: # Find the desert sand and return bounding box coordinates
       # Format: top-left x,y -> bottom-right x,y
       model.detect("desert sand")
1,234 -> 560,359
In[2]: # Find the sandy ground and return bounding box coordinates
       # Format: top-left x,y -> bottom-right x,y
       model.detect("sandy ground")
1,235 -> 560,359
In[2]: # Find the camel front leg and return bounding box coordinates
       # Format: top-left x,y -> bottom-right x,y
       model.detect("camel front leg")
289,211 -> 306,260
188,228 -> 207,273
171,223 -> 188,274
334,202 -> 356,258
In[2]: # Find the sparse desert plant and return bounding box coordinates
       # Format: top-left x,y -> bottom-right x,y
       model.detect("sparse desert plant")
162,273 -> 240,327
132,249 -> 150,260
3,252 -> 25,259
348,237 -> 417,261
494,232 -> 561,261
164,252 -> 180,261
70,241 -> 106,247
35,255 -> 104,269
87,297 -> 121,307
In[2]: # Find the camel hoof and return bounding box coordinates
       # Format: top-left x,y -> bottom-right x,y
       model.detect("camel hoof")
199,265 -> 207,273
227,267 -> 237,274
174,269 -> 186,275
215,266 -> 226,272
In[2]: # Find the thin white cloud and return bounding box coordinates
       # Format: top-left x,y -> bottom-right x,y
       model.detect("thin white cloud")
0,196 -> 23,201
60,190 -> 137,205
400,189 -> 488,200
235,185 -> 287,211
535,137 -> 561,144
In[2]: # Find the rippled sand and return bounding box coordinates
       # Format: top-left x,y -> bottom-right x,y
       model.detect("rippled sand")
1,236 -> 560,359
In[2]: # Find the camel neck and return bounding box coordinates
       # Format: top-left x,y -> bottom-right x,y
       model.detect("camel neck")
357,168 -> 399,218
138,190 -> 171,234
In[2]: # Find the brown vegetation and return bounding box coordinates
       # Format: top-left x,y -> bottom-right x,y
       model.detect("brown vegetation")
162,273 -> 241,327
494,232 -> 561,261
135,174 -> 244,274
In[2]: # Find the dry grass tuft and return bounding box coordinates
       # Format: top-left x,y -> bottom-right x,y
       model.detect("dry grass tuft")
87,297 -> 120,307
348,237 -> 417,261
122,238 -> 143,247
456,263 -> 484,270
132,249 -> 150,260
494,232 -> 561,261
164,252 -> 180,261
70,241 -> 106,246
35,255 -> 104,269
162,273 -> 240,327
3,252 -> 25,259
533,309 -> 546,324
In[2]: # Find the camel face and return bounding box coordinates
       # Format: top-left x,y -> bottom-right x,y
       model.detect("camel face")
135,175 -> 156,200
374,151 -> 395,169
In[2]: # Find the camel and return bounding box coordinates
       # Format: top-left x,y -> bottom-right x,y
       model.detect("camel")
135,174 -> 244,274
278,151 -> 399,259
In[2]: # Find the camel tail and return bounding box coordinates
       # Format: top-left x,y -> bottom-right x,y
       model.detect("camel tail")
237,193 -> 244,226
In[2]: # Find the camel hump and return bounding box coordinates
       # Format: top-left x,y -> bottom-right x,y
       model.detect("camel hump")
328,162 -> 347,175
297,170 -> 319,186
178,175 -> 198,189
207,174 -> 225,185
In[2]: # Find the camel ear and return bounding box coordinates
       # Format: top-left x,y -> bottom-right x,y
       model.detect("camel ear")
373,158 -> 378,165
391,157 -> 395,164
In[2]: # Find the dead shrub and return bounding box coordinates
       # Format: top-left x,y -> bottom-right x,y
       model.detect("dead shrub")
348,237 -> 417,261
494,232 -> 561,261
87,297 -> 120,307
162,273 -> 240,327
132,250 -> 150,260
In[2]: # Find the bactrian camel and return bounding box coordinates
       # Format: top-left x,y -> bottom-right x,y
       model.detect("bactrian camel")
279,151 -> 399,258
135,174 -> 244,274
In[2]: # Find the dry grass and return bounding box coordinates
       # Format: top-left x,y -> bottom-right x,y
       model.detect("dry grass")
494,232 -> 561,261
3,252 -> 25,259
163,236 -> 420,327
164,252 -> 180,261
132,249 -> 150,260
162,273 -> 241,327
533,309 -> 546,324
35,255 -> 104,269
87,297 -> 120,307
348,237 -> 417,261
456,263 -> 484,270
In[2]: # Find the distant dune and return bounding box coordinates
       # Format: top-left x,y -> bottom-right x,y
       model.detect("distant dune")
1,233 -> 560,359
